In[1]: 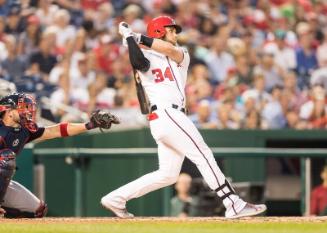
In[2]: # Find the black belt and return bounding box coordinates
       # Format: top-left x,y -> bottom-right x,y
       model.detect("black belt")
151,104 -> 185,113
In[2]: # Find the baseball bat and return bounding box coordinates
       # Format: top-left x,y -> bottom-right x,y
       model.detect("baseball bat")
133,69 -> 150,114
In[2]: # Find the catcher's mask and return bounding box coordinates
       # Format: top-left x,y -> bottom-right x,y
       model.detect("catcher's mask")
147,16 -> 182,39
0,93 -> 38,132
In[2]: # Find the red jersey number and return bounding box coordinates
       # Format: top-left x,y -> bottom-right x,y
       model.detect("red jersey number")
152,67 -> 174,83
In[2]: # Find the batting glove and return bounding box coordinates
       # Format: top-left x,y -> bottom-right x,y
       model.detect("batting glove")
119,22 -> 134,39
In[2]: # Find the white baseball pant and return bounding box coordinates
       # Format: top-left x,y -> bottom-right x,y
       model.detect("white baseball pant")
102,107 -> 246,216
3,180 -> 41,212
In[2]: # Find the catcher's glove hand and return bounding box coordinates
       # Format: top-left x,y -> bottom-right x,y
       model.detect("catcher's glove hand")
85,110 -> 120,131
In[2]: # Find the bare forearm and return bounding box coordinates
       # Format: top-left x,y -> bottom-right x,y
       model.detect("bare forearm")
67,123 -> 88,136
38,123 -> 88,141
37,111 -> 119,142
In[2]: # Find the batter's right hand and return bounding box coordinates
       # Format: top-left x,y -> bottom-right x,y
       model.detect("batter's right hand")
119,22 -> 133,39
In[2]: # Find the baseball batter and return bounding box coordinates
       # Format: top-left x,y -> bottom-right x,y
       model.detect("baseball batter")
0,93 -> 119,218
101,16 -> 267,218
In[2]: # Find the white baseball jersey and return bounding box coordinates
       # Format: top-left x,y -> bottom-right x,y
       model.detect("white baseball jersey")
137,47 -> 190,108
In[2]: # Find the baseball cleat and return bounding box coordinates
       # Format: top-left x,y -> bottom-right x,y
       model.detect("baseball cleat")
226,203 -> 267,219
101,201 -> 134,219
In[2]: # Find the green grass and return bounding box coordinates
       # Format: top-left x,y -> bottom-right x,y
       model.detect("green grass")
0,221 -> 326,233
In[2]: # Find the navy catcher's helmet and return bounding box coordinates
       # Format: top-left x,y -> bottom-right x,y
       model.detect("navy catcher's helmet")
0,93 -> 38,132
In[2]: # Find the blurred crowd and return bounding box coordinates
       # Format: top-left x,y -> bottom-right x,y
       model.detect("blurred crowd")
1,0 -> 327,129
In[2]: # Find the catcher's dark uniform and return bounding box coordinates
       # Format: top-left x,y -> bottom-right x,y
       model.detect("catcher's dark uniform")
0,93 -> 119,218
0,94 -> 47,218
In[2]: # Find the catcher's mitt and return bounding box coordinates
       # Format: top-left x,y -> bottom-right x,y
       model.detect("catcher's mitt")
87,110 -> 120,132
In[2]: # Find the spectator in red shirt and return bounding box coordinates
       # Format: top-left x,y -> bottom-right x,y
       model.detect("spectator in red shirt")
311,165 -> 327,215
93,34 -> 120,75
81,0 -> 107,11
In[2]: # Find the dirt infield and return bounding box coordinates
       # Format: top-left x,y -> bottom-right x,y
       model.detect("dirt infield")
1,216 -> 327,224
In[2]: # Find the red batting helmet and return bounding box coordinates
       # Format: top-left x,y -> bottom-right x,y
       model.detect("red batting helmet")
147,16 -> 182,38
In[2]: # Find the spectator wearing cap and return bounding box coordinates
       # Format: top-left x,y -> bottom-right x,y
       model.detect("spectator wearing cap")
1,35 -> 27,82
295,22 -> 318,90
5,5 -> 24,39
272,29 -> 297,72
254,46 -> 283,91
17,15 -> 41,56
243,9 -> 267,49
74,20 -> 98,52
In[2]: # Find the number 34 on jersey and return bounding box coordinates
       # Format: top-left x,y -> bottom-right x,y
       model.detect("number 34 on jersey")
151,67 -> 175,83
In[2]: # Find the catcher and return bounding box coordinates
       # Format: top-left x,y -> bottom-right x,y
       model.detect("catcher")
0,92 -> 119,218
